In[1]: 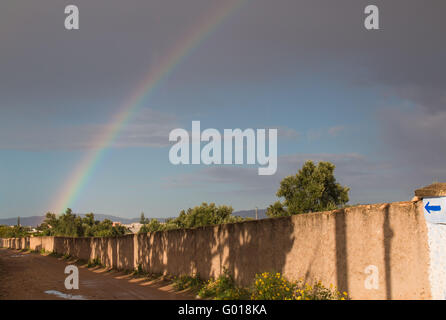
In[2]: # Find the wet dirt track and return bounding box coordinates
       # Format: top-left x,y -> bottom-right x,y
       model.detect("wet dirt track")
0,248 -> 196,300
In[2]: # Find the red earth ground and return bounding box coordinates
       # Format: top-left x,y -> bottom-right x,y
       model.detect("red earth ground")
0,248 -> 197,300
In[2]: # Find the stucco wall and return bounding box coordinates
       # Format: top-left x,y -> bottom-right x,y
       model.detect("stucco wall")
0,201 -> 434,299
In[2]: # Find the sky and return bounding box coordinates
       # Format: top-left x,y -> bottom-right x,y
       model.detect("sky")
1,0 -> 445,219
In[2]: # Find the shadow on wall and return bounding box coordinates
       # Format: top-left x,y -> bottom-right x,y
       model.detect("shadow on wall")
134,217 -> 295,286
335,209 -> 348,294
224,217 -> 295,286
118,234 -> 134,270
334,205 -> 395,297
383,204 -> 394,300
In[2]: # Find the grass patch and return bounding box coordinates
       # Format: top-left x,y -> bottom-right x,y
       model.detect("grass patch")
31,248 -> 46,254
132,263 -> 147,277
48,251 -> 63,258
198,268 -> 250,300
87,257 -> 101,268
172,274 -> 204,292
62,253 -> 71,260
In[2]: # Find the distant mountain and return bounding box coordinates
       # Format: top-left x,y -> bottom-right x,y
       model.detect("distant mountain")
0,214 -> 141,227
0,216 -> 45,227
0,209 -> 267,227
82,214 -> 141,225
233,209 -> 268,220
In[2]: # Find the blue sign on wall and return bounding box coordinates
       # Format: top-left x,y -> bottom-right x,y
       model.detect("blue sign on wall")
423,197 -> 446,224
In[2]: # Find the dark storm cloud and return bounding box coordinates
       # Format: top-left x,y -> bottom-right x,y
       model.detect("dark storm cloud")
379,108 -> 446,183
0,0 -> 222,114
1,0 -> 445,204
2,0 -> 445,111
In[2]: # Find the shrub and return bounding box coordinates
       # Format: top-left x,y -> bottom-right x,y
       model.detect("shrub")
251,272 -> 296,300
48,251 -> 62,258
33,248 -> 47,254
250,272 -> 348,300
293,280 -> 348,300
173,274 -> 204,292
87,257 -> 101,268
133,263 -> 147,277
198,268 -> 249,300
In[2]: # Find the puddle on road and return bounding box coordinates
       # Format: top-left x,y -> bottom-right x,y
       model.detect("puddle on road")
44,290 -> 87,300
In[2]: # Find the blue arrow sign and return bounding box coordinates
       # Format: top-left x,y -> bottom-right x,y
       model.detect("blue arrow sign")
425,201 -> 441,214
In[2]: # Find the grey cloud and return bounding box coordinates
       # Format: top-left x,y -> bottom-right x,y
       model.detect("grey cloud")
2,0 -> 445,114
379,107 -> 446,179
0,108 -> 178,150
276,127 -> 300,140
328,126 -> 345,137
1,0 -> 445,201
307,126 -> 346,141
163,152 -> 410,204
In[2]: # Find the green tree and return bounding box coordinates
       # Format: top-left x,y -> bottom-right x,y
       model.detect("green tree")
174,202 -> 242,229
266,161 -> 349,217
139,218 -> 163,233
266,201 -> 289,217
83,213 -> 95,227
81,213 -> 96,236
139,212 -> 149,225
138,203 -> 247,234
37,212 -> 58,236
35,210 -> 129,237
55,208 -> 78,236
0,225 -> 30,238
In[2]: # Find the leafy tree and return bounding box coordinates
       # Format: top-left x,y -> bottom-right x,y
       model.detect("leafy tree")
36,212 -> 58,236
267,161 -> 349,217
174,203 -> 244,229
139,218 -> 163,233
56,208 -> 78,237
83,213 -> 95,226
36,209 -> 129,237
81,213 -> 96,236
139,212 -> 149,225
138,203 -> 247,234
266,201 -> 289,217
0,225 -> 31,238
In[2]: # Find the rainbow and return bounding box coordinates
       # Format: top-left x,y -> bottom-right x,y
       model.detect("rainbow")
51,0 -> 247,214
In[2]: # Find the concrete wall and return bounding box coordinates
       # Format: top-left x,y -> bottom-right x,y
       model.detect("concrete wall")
0,201 -> 437,299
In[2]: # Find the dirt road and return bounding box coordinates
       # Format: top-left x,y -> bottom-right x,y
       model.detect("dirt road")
0,248 -> 196,300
